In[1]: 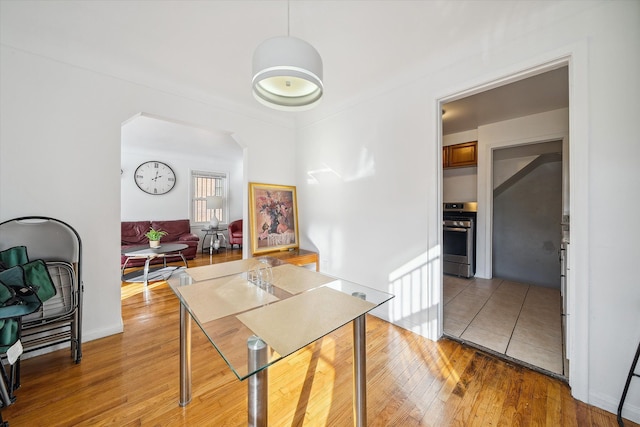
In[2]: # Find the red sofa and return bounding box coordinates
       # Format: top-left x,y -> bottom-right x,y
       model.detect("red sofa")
121,219 -> 199,268
228,219 -> 243,248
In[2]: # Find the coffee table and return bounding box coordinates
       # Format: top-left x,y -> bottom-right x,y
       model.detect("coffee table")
121,243 -> 189,286
168,258 -> 393,426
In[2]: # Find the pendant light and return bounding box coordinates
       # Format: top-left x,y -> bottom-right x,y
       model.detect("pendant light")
252,1 -> 323,110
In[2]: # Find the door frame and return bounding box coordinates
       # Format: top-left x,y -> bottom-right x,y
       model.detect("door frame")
436,49 -> 590,401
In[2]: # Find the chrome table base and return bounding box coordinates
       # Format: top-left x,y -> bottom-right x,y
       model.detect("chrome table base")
178,311 -> 368,426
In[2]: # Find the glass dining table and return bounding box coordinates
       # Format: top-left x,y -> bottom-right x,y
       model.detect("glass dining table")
167,257 -> 393,427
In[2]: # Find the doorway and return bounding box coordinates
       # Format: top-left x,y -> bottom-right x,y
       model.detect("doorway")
493,140 -> 563,287
440,66 -> 569,378
120,113 -> 245,269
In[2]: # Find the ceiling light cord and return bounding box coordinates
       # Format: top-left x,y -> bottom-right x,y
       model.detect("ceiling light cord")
287,0 -> 290,37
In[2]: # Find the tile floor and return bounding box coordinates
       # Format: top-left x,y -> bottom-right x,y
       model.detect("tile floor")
443,275 -> 566,377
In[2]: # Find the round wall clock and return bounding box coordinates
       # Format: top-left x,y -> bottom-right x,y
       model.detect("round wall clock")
134,161 -> 176,195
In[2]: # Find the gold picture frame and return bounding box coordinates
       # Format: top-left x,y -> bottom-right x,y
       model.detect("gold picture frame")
249,182 -> 299,255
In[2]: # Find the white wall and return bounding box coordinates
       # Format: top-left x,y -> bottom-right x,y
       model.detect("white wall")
297,78 -> 437,334
121,147 -> 244,246
442,166 -> 478,203
0,46 -> 294,344
297,1 -> 640,422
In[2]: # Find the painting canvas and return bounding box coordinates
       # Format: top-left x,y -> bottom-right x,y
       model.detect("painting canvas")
249,182 -> 299,255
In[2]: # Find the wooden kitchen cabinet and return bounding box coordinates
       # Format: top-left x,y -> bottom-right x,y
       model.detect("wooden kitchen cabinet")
443,141 -> 477,168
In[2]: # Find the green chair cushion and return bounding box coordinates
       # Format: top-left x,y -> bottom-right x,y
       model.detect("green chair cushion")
0,246 -> 28,269
21,260 -> 57,302
0,252 -> 58,352
0,318 -> 19,349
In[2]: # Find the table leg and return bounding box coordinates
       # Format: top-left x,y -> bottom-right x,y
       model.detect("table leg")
353,314 -> 367,427
121,257 -> 131,275
143,257 -> 151,286
248,336 -> 268,427
210,233 -> 215,256
180,252 -> 189,268
179,305 -> 192,407
218,232 -> 228,252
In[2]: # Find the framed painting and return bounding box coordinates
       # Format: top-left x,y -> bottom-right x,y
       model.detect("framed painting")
249,182 -> 299,255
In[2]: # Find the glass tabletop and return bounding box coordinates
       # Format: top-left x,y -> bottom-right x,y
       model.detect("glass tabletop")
122,243 -> 188,256
167,257 -> 393,380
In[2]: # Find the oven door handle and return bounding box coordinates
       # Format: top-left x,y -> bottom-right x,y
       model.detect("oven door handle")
443,227 -> 469,232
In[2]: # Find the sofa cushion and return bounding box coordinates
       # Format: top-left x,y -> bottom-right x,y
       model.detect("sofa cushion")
151,219 -> 192,241
121,221 -> 151,245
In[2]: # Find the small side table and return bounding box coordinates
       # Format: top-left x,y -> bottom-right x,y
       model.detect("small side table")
202,227 -> 228,255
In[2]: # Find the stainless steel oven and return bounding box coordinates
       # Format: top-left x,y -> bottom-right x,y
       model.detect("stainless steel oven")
443,202 -> 477,278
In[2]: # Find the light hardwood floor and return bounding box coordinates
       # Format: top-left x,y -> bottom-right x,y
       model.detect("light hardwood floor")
2,251 -> 635,426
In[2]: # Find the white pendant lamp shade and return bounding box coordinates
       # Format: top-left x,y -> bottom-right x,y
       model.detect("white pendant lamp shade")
252,36 -> 323,110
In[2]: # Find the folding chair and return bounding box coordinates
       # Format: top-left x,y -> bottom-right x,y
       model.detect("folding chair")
0,252 -> 57,425
0,217 -> 83,363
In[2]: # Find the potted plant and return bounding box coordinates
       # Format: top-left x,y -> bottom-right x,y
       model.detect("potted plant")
145,228 -> 168,248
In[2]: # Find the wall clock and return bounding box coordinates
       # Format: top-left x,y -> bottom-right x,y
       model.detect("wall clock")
134,161 -> 176,195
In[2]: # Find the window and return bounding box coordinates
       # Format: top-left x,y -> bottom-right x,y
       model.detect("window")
191,170 -> 228,225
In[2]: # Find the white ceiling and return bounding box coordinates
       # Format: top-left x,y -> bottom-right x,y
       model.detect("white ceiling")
1,1 -> 577,134
443,66 -> 568,135
121,113 -> 243,158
